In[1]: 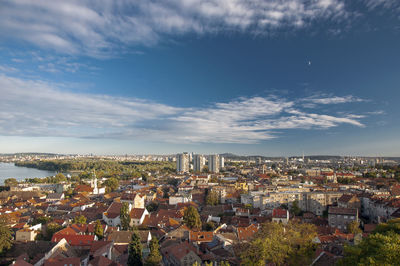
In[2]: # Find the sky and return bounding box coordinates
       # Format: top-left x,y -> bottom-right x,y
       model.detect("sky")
0,0 -> 399,156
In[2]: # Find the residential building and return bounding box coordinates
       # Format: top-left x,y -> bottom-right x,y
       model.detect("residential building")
193,154 -> 205,173
328,207 -> 358,231
176,153 -> 189,173
209,154 -> 220,173
272,208 -> 290,224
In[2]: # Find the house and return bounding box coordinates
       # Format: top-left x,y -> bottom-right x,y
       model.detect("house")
161,241 -> 202,266
51,234 -> 97,247
107,231 -> 134,245
88,256 -> 122,266
15,228 -> 38,242
45,193 -> 64,203
189,231 -> 214,244
129,208 -> 149,226
237,224 -> 259,242
328,207 -> 358,231
272,208 -> 289,224
120,193 -> 145,209
43,257 -> 81,266
103,202 -> 123,227
89,241 -> 113,259
338,194 -> 361,211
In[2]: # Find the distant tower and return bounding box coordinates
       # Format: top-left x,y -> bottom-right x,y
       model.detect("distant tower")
209,154 -> 220,173
219,156 -> 225,169
193,154 -> 205,172
176,153 -> 189,173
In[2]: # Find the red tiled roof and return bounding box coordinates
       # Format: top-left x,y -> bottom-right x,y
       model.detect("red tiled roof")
272,208 -> 288,218
328,207 -> 357,216
162,241 -> 199,261
52,234 -> 95,246
237,224 -> 258,241
104,202 -> 122,219
44,257 -> 80,266
74,185 -> 93,193
189,231 -> 214,242
130,208 -> 146,219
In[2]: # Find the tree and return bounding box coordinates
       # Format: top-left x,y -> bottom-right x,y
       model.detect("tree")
203,221 -> 216,231
120,202 -> 131,230
206,191 -> 219,206
45,222 -> 62,241
54,173 -> 67,183
340,231 -> 400,265
0,219 -> 12,254
239,221 -> 317,266
347,221 -> 361,234
128,230 -> 143,266
4,178 -> 18,187
145,236 -> 162,266
183,206 -> 202,229
72,215 -> 87,225
290,200 -> 302,216
94,220 -> 103,239
32,216 -> 52,225
105,177 -> 119,192
146,202 -> 159,213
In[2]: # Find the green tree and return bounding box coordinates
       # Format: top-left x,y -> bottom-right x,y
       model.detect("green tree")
72,215 -> 87,225
146,202 -> 159,212
240,221 -> 317,266
183,206 -> 202,229
54,173 -> 67,183
94,220 -> 103,239
128,230 -> 143,266
45,222 -> 62,241
203,221 -> 216,231
347,220 -> 361,234
32,216 -> 52,225
340,231 -> 400,265
289,200 -> 302,216
4,178 -> 18,187
105,177 -> 119,192
0,219 -> 12,254
206,191 -> 219,206
145,236 -> 162,266
120,202 -> 131,230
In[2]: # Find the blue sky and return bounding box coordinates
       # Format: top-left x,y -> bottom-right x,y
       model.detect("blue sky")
0,0 -> 399,156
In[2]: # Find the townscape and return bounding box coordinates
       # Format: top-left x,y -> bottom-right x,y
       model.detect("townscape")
0,153 -> 400,265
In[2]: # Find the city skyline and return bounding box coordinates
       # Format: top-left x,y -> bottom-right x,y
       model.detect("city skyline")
1,0 -> 400,156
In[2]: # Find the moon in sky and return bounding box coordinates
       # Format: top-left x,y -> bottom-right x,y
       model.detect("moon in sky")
308,61 -> 312,66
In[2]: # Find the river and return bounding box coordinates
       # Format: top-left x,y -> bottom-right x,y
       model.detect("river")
0,162 -> 57,185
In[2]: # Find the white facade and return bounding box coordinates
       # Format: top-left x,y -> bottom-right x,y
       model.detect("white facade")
209,154 -> 220,173
176,153 -> 189,173
193,154 -> 205,172
219,156 -> 225,169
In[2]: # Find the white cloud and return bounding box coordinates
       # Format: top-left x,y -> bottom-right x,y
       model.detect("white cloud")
0,0 -> 349,57
302,95 -> 365,107
0,74 -> 367,144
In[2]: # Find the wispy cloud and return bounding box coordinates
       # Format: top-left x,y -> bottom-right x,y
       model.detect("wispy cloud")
0,65 -> 19,73
302,95 -> 365,107
0,74 -> 367,144
0,0 -> 349,57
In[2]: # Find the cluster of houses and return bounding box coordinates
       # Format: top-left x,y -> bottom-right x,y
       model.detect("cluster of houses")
1,162 -> 400,266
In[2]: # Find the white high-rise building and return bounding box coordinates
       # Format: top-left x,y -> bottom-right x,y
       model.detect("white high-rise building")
176,153 -> 189,173
209,154 -> 220,173
219,156 -> 224,169
193,154 -> 205,172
